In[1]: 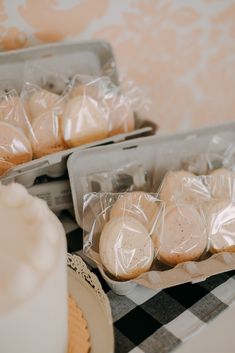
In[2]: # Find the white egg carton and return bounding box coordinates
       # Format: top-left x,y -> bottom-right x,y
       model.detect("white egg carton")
68,121 -> 235,294
28,179 -> 73,215
0,40 -> 155,189
0,40 -> 119,92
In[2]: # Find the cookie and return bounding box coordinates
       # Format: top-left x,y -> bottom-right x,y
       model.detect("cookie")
206,200 -> 235,253
0,160 -> 13,176
62,96 -> 108,147
159,170 -> 209,205
110,192 -> 160,230
30,111 -> 66,159
152,204 -> 207,266
68,296 -> 90,353
28,89 -> 60,120
106,98 -> 135,136
0,122 -> 32,174
99,216 -> 154,280
208,168 -> 234,200
0,94 -> 33,138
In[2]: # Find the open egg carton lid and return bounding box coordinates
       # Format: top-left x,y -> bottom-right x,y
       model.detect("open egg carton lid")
67,121 -> 235,294
0,40 -> 118,92
0,40 -> 155,187
68,120 -> 235,228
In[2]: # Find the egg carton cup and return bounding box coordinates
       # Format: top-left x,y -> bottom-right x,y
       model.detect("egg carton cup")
68,121 -> 235,294
98,252 -> 235,295
0,40 -> 155,187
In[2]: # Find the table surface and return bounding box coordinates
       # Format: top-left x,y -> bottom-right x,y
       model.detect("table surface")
175,301 -> 235,353
64,214 -> 235,353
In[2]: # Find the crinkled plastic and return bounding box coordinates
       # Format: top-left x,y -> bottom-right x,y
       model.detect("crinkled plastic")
158,170 -> 211,205
0,89 -> 33,176
157,167 -> 235,260
62,74 -> 146,145
152,202 -> 208,266
21,83 -> 66,158
83,192 -> 162,280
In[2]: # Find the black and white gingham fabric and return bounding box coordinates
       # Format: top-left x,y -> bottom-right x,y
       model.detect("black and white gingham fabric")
64,214 -> 235,353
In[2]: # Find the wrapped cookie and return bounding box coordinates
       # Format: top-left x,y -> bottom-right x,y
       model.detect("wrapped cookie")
0,90 -> 33,176
83,192 -> 162,280
206,168 -> 235,200
64,74 -> 135,142
152,203 -> 208,266
21,83 -> 67,159
158,170 -> 211,206
206,200 -> 235,253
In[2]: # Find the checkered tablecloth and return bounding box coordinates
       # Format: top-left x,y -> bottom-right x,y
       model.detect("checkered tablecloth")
64,213 -> 235,353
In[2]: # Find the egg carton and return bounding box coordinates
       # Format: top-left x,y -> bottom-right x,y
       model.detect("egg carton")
28,179 -> 73,215
0,40 -> 155,188
68,121 -> 235,294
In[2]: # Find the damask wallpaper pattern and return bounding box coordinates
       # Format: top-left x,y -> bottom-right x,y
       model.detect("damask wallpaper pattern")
0,0 -> 234,132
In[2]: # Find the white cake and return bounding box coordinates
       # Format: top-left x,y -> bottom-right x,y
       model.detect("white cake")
0,182 -> 68,353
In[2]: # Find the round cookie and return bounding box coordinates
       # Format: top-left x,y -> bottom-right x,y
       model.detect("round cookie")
0,161 -> 13,177
110,192 -> 160,230
62,96 -> 108,147
152,204 -> 207,266
106,97 -> 135,136
159,170 -> 209,205
207,200 -> 235,253
99,216 -> 154,280
208,168 -> 234,200
30,111 -> 66,159
109,106 -> 134,136
28,89 -> 60,120
68,296 -> 90,353
0,96 -> 20,119
0,122 -> 32,172
0,96 -> 28,132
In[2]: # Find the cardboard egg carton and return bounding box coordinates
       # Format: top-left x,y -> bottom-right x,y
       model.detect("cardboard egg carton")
0,40 -> 155,190
67,121 -> 235,294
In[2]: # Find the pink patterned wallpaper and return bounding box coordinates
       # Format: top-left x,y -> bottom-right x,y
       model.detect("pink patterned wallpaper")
0,0 -> 235,133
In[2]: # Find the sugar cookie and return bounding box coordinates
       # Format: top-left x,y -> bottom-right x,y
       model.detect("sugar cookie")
208,168 -> 234,200
68,296 -> 90,353
153,204 -> 207,266
0,122 -> 32,173
28,89 -> 60,120
62,96 -> 108,147
107,98 -> 135,136
99,216 -> 154,280
110,192 -> 160,230
207,200 -> 235,253
159,170 -> 209,205
0,161 -> 13,176
30,111 -> 66,158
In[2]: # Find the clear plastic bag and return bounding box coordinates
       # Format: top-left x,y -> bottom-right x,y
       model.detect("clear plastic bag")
0,89 -> 33,175
156,167 -> 235,258
62,74 -> 143,146
158,170 -> 211,206
21,83 -> 66,158
152,202 -> 208,266
83,192 -> 162,280
206,199 -> 235,253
